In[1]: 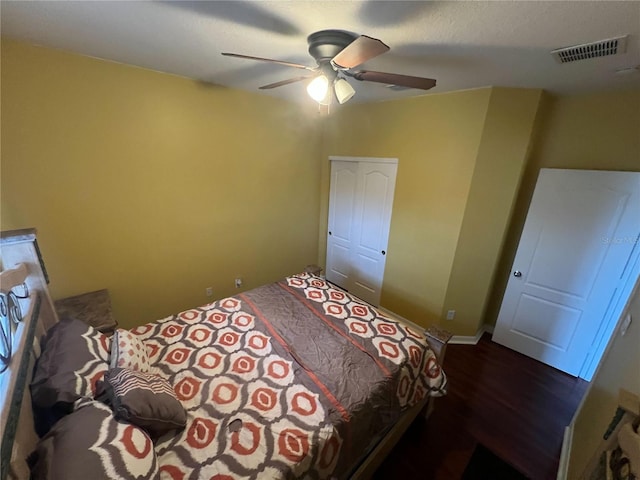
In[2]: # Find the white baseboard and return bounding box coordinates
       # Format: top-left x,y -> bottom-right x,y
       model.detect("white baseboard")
557,424 -> 573,480
449,324 -> 494,345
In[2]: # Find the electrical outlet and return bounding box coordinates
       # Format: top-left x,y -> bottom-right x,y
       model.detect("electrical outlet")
205,287 -> 213,297
235,278 -> 243,288
446,310 -> 456,321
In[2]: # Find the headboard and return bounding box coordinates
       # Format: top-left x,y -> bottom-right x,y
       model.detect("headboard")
0,229 -> 59,480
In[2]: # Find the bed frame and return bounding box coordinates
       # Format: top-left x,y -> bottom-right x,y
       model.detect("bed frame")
0,229 -> 450,480
350,324 -> 450,479
1,230 -> 58,480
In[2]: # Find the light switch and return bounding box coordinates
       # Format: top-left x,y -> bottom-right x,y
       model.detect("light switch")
620,313 -> 632,336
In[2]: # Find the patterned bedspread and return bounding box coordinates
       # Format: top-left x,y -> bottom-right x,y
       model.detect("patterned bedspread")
130,274 -> 447,479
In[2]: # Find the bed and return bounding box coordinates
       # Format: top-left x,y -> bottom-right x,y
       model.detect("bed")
0,229 -> 450,480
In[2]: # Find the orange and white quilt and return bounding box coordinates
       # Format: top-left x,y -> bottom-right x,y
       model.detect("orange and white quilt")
130,273 -> 447,479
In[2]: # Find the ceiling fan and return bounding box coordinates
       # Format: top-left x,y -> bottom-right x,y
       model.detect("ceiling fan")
222,29 -> 436,105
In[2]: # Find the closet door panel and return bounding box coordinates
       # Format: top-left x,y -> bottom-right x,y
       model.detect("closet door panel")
326,158 -> 397,306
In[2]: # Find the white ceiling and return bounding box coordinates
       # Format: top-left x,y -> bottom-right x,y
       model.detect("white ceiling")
2,1 -> 640,104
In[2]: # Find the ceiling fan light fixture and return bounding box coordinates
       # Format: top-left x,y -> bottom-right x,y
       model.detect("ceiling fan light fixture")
223,29 -> 438,102
334,78 -> 355,104
307,75 -> 329,103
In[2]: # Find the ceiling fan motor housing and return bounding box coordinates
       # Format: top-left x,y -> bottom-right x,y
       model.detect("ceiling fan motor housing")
307,30 -> 357,63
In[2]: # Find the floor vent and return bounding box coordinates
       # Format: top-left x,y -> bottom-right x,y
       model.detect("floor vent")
551,35 -> 628,64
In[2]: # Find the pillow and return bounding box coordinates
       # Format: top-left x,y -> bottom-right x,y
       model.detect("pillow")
104,367 -> 187,437
29,398 -> 158,480
110,328 -> 151,372
31,315 -> 110,409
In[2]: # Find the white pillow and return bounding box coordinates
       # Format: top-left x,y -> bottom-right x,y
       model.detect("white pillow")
110,328 -> 151,372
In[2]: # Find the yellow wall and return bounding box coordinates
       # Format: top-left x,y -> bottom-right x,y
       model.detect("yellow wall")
6,38 -> 635,339
319,88 -> 542,332
567,278 -> 640,478
441,88 -> 542,335
319,90 -> 490,327
1,40 -> 323,328
484,88 -> 640,328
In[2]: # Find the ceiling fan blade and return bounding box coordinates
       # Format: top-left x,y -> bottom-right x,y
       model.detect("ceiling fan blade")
351,70 -> 437,90
259,76 -> 312,90
222,52 -> 314,71
331,35 -> 390,69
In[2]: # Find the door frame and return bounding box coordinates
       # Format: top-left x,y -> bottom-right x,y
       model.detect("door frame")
580,240 -> 639,379
329,155 -> 398,165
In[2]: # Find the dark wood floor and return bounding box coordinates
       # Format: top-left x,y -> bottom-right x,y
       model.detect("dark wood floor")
373,333 -> 589,480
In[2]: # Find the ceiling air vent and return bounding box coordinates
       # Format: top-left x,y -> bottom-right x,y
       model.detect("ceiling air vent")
551,35 -> 628,64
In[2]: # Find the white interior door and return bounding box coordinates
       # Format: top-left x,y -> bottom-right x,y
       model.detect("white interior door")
493,168 -> 640,377
326,157 -> 397,306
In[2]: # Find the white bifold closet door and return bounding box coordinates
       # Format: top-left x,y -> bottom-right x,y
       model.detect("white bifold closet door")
326,157 -> 397,306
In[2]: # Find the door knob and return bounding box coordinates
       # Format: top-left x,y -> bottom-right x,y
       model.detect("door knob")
513,270 -> 522,277
329,231 -> 332,235
381,250 -> 386,255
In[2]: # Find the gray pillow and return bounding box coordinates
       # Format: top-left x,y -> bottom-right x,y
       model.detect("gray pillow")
31,316 -> 110,408
29,398 -> 158,479
104,367 -> 187,437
